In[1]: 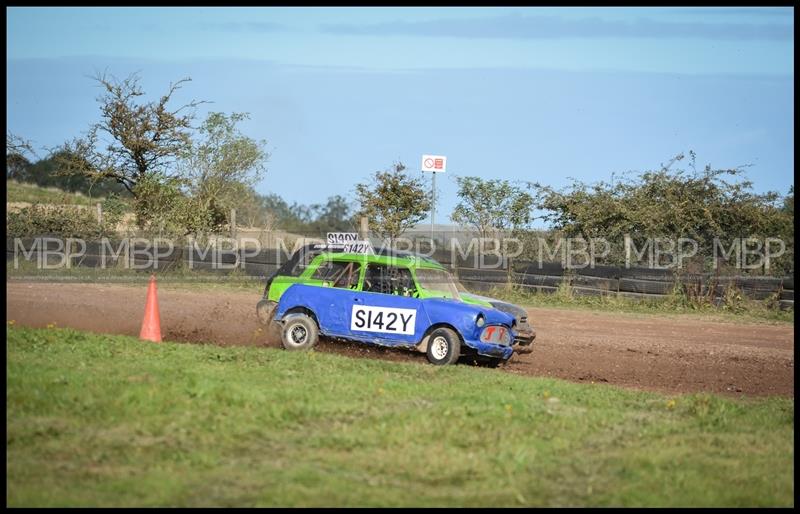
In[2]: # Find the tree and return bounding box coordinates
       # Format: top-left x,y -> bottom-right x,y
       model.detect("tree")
450,176 -> 534,238
6,132 -> 35,180
178,112 -> 269,231
56,72 -> 204,196
306,195 -> 355,233
6,132 -> 34,157
12,150 -> 131,197
528,152 -> 794,274
130,174 -> 207,237
354,162 -> 431,244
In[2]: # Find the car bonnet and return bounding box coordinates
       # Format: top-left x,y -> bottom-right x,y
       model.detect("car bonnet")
422,297 -> 516,326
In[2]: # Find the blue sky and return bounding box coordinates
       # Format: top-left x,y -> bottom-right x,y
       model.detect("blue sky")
6,7 -> 795,225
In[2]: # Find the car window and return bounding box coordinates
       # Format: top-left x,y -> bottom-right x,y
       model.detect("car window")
363,264 -> 416,296
414,267 -> 462,300
311,260 -> 361,289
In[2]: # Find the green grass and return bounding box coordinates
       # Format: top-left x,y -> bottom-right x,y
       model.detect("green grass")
6,326 -> 794,507
485,284 -> 794,325
5,180 -> 115,207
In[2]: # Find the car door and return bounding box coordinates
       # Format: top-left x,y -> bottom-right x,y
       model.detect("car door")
344,263 -> 428,347
308,259 -> 364,334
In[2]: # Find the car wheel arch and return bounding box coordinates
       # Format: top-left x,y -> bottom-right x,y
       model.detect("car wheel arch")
415,322 -> 464,353
282,306 -> 319,326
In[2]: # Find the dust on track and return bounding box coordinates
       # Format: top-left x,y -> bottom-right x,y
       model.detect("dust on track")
6,280 -> 794,397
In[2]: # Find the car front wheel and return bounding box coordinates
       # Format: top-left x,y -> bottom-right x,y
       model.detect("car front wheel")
426,327 -> 461,365
281,314 -> 319,351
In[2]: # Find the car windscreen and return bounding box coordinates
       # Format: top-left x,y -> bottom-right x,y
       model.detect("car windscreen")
414,267 -> 462,301
263,245 -> 327,295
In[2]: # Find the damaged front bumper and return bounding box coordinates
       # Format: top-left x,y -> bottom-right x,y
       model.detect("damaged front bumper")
463,338 -> 515,360
512,323 -> 536,354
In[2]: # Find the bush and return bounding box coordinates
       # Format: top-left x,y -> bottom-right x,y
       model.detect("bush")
101,193 -> 128,228
6,204 -> 114,239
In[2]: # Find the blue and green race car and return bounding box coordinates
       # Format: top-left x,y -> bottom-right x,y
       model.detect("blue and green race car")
256,244 -> 536,366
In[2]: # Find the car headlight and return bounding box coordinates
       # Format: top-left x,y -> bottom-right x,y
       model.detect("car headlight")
476,314 -> 485,327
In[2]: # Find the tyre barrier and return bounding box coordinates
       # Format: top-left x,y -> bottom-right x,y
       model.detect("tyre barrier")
5,237 -> 794,308
241,262 -> 275,278
571,275 -> 618,291
512,283 -> 559,294
514,261 -> 566,276
452,254 -> 505,269
618,277 -> 675,295
571,286 -> 615,297
616,267 -> 674,281
514,274 -> 565,288
456,268 -> 510,283
574,265 -> 622,279
458,279 -> 497,293
734,276 -> 785,289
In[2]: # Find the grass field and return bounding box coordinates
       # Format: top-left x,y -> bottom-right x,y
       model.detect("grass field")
6,325 -> 794,507
6,180 -> 114,207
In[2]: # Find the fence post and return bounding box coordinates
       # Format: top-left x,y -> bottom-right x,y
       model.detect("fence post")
96,202 -> 103,224
506,252 -> 513,291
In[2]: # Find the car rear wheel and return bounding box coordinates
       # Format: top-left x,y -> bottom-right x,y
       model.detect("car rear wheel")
281,314 -> 319,351
426,327 -> 461,365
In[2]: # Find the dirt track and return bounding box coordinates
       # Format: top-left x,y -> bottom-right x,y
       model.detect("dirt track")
6,280 -> 794,397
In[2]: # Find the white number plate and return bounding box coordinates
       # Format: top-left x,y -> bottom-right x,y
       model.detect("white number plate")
351,305 -> 417,335
342,242 -> 373,254
327,232 -> 359,245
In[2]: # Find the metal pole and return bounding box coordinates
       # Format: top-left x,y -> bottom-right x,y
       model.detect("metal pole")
431,171 -> 436,242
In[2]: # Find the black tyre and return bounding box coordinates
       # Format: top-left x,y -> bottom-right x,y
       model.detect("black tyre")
426,327 -> 461,366
281,314 -> 319,351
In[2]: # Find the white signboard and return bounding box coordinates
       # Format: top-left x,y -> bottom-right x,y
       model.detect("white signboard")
326,232 -> 373,254
327,232 -> 359,245
421,154 -> 447,173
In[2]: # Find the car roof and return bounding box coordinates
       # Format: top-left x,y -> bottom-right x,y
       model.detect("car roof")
323,253 -> 445,270
314,250 -> 445,270
288,243 -> 447,270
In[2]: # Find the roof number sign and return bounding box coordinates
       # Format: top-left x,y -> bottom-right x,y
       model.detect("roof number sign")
342,241 -> 374,254
327,232 -> 373,254
327,232 -> 359,245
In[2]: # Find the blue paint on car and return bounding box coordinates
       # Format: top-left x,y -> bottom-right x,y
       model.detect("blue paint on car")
274,283 -> 515,360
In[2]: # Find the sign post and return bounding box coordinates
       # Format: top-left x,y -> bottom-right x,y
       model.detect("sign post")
421,154 -> 447,242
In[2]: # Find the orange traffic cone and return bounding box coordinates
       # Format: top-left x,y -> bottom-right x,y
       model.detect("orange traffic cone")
140,274 -> 162,342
